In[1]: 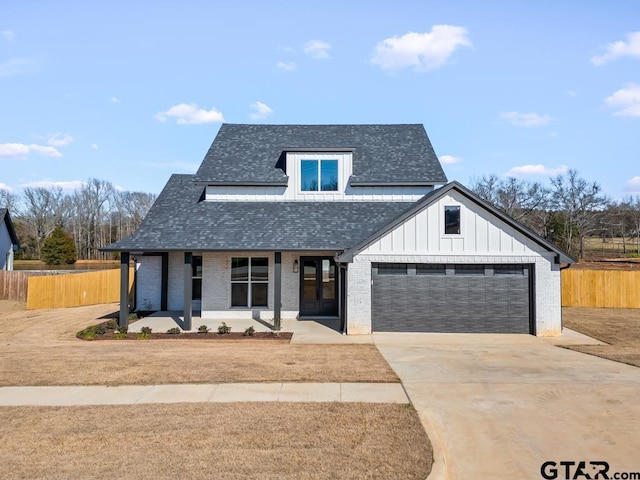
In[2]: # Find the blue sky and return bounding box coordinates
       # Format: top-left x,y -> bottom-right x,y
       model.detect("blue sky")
1,0 -> 639,199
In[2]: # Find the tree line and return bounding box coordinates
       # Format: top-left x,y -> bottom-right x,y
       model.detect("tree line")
470,169 -> 640,259
0,178 -> 156,261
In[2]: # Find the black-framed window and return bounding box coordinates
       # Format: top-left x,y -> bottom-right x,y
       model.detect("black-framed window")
454,264 -> 485,275
301,159 -> 339,191
192,255 -> 202,301
494,265 -> 525,275
377,263 -> 408,275
444,205 -> 461,235
417,264 -> 447,275
231,257 -> 268,307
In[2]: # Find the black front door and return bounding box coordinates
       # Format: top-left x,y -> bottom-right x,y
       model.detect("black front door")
299,256 -> 338,316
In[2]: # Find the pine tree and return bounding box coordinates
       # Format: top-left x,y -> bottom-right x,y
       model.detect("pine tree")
41,227 -> 77,265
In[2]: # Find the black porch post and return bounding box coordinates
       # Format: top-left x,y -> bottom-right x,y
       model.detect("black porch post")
161,252 -> 168,311
183,252 -> 192,330
274,252 -> 282,331
119,252 -> 130,329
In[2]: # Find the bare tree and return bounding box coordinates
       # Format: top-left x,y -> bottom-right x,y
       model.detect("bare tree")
469,175 -> 550,235
549,170 -> 608,258
0,189 -> 18,214
21,186 -> 67,258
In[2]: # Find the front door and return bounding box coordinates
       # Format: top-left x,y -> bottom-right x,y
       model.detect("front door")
299,256 -> 338,316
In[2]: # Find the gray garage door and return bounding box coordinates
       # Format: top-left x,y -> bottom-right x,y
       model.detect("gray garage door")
371,263 -> 533,333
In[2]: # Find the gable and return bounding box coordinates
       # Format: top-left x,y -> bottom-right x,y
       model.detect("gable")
338,182 -> 575,263
193,124 -> 447,186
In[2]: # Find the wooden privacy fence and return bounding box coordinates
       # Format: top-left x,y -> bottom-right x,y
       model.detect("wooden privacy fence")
0,270 -> 50,302
26,268 -> 134,310
562,269 -> 640,308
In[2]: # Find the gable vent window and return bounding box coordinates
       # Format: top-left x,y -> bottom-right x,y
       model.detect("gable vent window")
444,205 -> 461,234
301,159 -> 338,191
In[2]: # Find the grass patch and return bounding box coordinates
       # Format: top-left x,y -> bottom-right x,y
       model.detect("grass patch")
0,302 -> 399,386
562,307 -> 640,367
0,402 -> 432,480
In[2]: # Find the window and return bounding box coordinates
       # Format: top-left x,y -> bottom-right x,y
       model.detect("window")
301,159 -> 338,191
417,264 -> 447,275
444,205 -> 461,235
454,265 -> 485,275
192,255 -> 202,301
377,263 -> 408,275
494,265 -> 525,275
231,257 -> 268,307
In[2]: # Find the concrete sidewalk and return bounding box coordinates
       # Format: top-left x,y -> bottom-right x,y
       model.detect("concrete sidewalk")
0,383 -> 408,406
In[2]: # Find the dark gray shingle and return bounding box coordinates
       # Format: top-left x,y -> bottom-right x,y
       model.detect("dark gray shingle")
104,175 -> 416,251
193,124 -> 447,186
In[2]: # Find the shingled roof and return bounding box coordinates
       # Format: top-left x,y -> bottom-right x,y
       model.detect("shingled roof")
193,124 -> 447,186
104,175 -> 416,252
1,208 -> 19,248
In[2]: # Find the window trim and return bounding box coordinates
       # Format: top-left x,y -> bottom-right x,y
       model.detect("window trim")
230,257 -> 269,308
444,205 -> 461,235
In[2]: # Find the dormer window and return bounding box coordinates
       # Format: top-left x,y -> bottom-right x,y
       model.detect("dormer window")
301,159 -> 338,192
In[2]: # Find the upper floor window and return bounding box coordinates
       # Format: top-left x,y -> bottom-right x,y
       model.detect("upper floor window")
301,159 -> 338,192
444,205 -> 461,235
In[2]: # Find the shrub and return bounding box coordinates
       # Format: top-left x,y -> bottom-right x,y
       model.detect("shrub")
243,326 -> 256,337
105,320 -> 117,330
198,325 -> 210,333
217,322 -> 231,334
41,226 -> 77,265
167,327 -> 181,335
76,325 -> 105,340
114,331 -> 128,339
140,326 -> 152,335
117,325 -> 128,334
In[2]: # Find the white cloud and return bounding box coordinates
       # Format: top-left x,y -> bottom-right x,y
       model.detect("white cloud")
154,103 -> 224,124
506,164 -> 569,177
0,142 -> 62,158
591,32 -> 640,65
0,30 -> 14,41
0,182 -> 12,191
20,180 -> 85,190
46,133 -> 74,147
501,111 -> 552,127
276,61 -> 296,72
91,143 -> 99,150
624,176 -> 640,194
249,101 -> 273,121
29,145 -> 62,157
605,83 -> 640,117
0,58 -> 36,77
370,25 -> 471,71
110,96 -> 120,103
304,40 -> 331,59
440,154 -> 463,165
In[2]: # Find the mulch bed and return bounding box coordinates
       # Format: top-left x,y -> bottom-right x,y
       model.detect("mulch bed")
83,331 -> 293,341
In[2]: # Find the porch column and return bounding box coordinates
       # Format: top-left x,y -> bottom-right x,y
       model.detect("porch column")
183,252 -> 192,331
274,252 -> 282,330
161,252 -> 168,311
119,252 -> 130,329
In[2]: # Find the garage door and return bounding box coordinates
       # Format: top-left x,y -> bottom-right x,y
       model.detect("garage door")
371,263 -> 533,333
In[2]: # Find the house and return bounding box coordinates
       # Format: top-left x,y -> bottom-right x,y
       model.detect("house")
0,208 -> 19,271
104,124 -> 574,335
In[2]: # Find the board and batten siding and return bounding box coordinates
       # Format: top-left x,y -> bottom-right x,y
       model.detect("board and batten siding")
361,192 -> 541,255
347,190 -> 562,336
205,152 -> 432,202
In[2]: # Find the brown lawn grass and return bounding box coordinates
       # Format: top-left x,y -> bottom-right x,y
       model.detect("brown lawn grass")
562,307 -> 640,367
0,301 -> 398,386
0,402 -> 432,480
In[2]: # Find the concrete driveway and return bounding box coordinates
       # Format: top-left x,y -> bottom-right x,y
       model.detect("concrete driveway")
374,333 -> 640,480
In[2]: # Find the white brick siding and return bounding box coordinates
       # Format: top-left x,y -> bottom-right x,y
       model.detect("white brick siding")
135,256 -> 162,310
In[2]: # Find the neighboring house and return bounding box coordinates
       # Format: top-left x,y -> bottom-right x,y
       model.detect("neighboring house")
0,208 -> 19,271
104,124 -> 574,335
